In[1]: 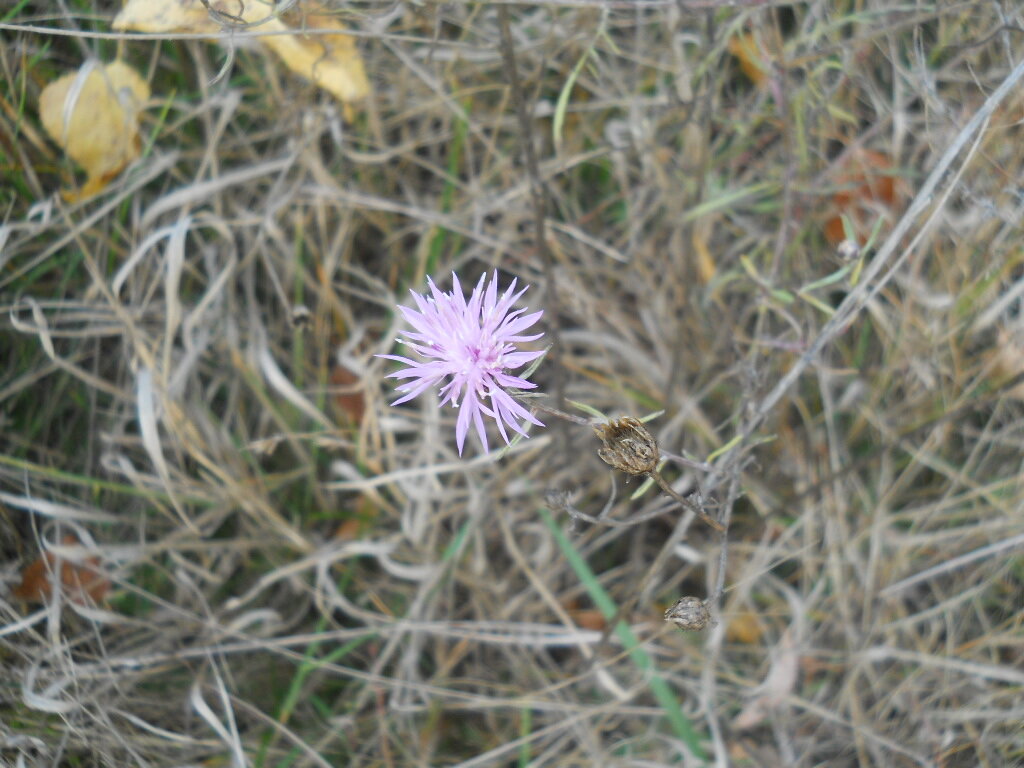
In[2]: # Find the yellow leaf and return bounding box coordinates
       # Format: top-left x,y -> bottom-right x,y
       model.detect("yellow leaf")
113,0 -> 369,108
38,60 -> 150,200
725,611 -> 764,644
112,0 -> 220,33
691,218 -> 716,284
271,4 -> 370,106
728,33 -> 771,87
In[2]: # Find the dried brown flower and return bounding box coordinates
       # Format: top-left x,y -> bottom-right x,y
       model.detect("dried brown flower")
664,596 -> 712,631
592,416 -> 725,531
593,417 -> 660,475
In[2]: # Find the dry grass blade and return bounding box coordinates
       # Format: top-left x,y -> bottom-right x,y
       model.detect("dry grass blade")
2,2 -> 1023,766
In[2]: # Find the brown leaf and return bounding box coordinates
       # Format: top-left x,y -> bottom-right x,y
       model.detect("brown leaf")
38,61 -> 150,200
334,494 -> 379,539
558,598 -> 607,631
13,535 -> 110,606
824,148 -> 901,245
330,363 -> 366,424
568,608 -> 607,631
333,518 -> 362,541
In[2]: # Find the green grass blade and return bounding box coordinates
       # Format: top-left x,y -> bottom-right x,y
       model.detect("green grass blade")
682,181 -> 777,222
554,46 -> 593,151
540,507 -> 708,760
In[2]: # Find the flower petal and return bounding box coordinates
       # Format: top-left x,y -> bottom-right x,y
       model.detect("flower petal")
492,388 -> 544,428
492,372 -> 538,390
500,349 -> 546,368
391,377 -> 440,406
455,394 -> 475,455
498,309 -> 544,338
473,403 -> 489,454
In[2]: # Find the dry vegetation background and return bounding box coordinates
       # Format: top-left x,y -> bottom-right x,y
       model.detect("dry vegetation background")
2,1 -> 1024,766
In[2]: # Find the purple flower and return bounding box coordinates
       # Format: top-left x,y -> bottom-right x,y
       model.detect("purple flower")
378,272 -> 545,455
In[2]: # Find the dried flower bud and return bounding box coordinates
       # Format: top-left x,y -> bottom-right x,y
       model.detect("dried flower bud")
664,596 -> 712,631
836,238 -> 860,261
593,417 -> 659,476
290,304 -> 312,329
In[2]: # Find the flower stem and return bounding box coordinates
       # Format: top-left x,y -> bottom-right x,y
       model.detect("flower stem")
650,470 -> 725,532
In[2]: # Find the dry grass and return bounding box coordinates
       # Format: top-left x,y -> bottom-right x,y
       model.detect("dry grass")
2,1 -> 1024,766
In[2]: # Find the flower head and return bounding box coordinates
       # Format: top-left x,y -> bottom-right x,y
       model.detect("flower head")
378,272 -> 545,454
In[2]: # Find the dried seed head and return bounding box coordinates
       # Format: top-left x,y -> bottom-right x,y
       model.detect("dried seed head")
836,238 -> 860,261
593,417 -> 659,476
664,596 -> 712,631
290,304 -> 312,329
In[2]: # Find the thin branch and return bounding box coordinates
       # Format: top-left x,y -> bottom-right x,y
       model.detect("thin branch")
650,470 -> 725,532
